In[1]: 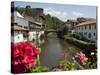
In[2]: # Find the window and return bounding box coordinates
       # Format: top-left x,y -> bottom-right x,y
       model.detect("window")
76,27 -> 77,30
88,33 -> 91,38
18,31 -> 20,34
82,26 -> 84,30
84,32 -> 87,35
94,33 -> 95,36
81,26 -> 83,30
96,37 -> 97,40
77,27 -> 78,30
24,26 -> 27,29
85,25 -> 86,30
94,25 -> 96,29
89,25 -> 91,30
80,32 -> 83,35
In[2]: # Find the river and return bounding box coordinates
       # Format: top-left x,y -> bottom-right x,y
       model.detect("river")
39,33 -> 68,68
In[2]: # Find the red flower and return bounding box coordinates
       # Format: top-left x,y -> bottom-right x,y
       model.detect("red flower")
11,41 -> 39,73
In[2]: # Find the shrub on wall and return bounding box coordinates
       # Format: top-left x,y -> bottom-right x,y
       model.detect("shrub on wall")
64,35 -> 96,49
69,33 -> 82,40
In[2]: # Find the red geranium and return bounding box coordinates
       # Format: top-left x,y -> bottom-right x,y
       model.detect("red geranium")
11,41 -> 39,73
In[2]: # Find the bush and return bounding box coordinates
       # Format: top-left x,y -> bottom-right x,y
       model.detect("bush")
81,36 -> 95,43
83,50 -> 97,69
64,35 -> 96,50
59,60 -> 76,70
51,60 -> 78,71
67,33 -> 95,43
31,66 -> 50,72
69,33 -> 82,40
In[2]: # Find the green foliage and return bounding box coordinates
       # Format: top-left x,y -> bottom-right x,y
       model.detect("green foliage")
64,35 -> 95,49
44,14 -> 64,30
84,61 -> 97,69
84,50 -> 97,69
68,33 -> 95,43
57,25 -> 69,39
89,62 -> 97,69
51,60 -> 79,71
24,5 -> 32,16
81,36 -> 95,43
69,33 -> 82,40
52,17 -> 64,29
59,60 -> 77,70
31,66 -> 50,72
62,26 -> 69,35
15,7 -> 25,14
15,5 -> 37,18
45,14 -> 54,29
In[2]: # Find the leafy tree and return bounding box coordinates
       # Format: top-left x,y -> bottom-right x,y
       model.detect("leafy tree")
44,14 -> 64,30
15,5 -> 36,18
52,17 -> 64,29
15,7 -> 25,14
25,5 -> 32,16
45,14 -> 54,30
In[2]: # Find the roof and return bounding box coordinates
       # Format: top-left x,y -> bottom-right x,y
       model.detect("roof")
75,19 -> 96,27
16,11 -> 24,18
12,11 -> 43,29
11,25 -> 28,31
12,11 -> 29,27
24,16 -> 43,26
70,20 -> 78,23
24,16 -> 34,23
33,21 -> 43,26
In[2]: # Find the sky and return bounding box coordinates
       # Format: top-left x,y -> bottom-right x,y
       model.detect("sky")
13,1 -> 97,22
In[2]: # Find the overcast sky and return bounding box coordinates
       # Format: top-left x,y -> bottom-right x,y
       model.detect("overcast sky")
14,1 -> 97,22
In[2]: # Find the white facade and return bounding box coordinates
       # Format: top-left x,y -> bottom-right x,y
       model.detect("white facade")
11,31 -> 27,43
28,31 -> 44,44
11,11 -> 29,43
11,11 -> 45,43
28,31 -> 37,42
74,21 -> 97,41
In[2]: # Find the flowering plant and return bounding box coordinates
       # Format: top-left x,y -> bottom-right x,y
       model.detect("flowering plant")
75,51 -> 88,65
51,60 -> 77,71
11,41 -> 39,73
